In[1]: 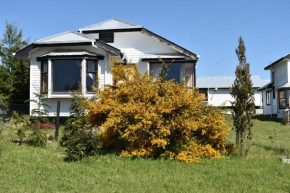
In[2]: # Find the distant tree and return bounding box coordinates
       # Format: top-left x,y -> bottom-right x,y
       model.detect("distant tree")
0,21 -> 29,105
230,36 -> 255,156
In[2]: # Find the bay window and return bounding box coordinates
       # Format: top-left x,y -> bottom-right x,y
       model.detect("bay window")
52,60 -> 81,92
279,90 -> 290,109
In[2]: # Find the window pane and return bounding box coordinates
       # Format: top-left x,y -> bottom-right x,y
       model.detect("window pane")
41,74 -> 48,93
87,60 -> 97,72
86,73 -> 96,92
42,62 -> 48,73
280,99 -> 286,109
100,32 -> 113,43
279,90 -> 285,99
53,60 -> 81,92
165,63 -> 182,83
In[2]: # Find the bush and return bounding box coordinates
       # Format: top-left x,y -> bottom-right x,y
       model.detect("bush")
60,90 -> 99,161
27,129 -> 47,147
11,112 -> 49,147
86,57 -> 234,163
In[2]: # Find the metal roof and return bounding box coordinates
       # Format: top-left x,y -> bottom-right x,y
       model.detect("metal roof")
278,83 -> 290,89
141,54 -> 186,59
197,76 -> 270,89
35,31 -> 94,44
264,53 -> 290,70
80,18 -> 143,31
41,50 -> 100,57
257,82 -> 274,91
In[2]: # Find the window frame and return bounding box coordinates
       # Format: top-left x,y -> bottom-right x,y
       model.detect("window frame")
266,91 -> 271,106
278,89 -> 290,110
86,59 -> 98,93
99,32 -> 114,43
41,60 -> 48,94
52,59 -> 82,93
149,62 -> 185,83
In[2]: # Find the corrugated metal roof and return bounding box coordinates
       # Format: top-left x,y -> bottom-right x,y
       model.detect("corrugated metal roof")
35,31 -> 94,44
278,83 -> 290,89
80,18 -> 142,31
41,50 -> 99,57
141,54 -> 186,59
264,53 -> 290,70
197,76 -> 270,89
257,82 -> 274,91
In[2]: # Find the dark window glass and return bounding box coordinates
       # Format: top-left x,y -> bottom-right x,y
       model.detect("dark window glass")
99,32 -> 114,43
199,89 -> 208,101
278,90 -> 290,109
150,63 -> 183,83
272,71 -> 275,83
266,91 -> 271,105
86,60 -> 98,92
53,60 -> 81,92
41,61 -> 48,93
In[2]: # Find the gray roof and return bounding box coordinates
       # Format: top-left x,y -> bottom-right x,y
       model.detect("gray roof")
197,76 -> 270,89
264,53 -> 290,70
80,18 -> 143,31
41,50 -> 100,57
35,31 -> 94,44
141,54 -> 186,59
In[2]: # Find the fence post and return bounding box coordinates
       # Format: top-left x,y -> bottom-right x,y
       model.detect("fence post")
55,101 -> 60,141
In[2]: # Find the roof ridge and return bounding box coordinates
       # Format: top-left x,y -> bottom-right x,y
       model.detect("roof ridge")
79,18 -> 142,30
35,30 -> 74,42
35,30 -> 94,43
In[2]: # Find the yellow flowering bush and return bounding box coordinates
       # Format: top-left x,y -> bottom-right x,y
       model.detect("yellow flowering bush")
86,56 -> 234,163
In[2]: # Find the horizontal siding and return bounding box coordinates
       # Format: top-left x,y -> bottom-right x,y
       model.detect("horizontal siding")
29,46 -> 108,116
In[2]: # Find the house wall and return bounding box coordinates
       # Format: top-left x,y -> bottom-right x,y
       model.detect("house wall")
262,89 -> 277,116
29,46 -> 108,116
89,31 -> 178,74
272,60 -> 288,88
207,88 -> 262,107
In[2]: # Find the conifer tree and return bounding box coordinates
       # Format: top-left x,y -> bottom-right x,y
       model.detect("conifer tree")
0,21 -> 29,105
230,36 -> 255,156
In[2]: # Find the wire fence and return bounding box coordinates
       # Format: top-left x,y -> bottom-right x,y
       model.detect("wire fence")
0,103 -> 68,125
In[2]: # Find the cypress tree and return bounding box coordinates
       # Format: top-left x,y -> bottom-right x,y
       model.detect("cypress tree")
230,36 -> 255,156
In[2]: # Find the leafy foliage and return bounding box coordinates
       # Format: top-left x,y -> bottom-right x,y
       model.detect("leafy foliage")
0,21 -> 29,104
86,56 -> 233,163
230,37 -> 255,156
60,89 -> 99,161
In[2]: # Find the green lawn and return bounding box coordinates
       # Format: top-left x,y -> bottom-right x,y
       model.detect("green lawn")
0,116 -> 290,193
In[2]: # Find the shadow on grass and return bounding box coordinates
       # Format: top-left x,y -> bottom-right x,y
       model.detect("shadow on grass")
252,142 -> 287,155
252,115 -> 281,123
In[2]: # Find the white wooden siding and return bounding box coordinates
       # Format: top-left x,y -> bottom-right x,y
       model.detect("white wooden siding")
29,46 -> 107,116
207,88 -> 263,107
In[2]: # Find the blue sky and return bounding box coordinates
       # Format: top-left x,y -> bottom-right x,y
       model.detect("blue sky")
1,0 -> 290,80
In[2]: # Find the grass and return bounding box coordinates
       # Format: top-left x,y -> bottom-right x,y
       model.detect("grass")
0,116 -> 290,193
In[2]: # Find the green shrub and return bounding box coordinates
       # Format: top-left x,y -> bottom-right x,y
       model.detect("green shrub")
60,90 -> 99,161
27,129 -> 47,147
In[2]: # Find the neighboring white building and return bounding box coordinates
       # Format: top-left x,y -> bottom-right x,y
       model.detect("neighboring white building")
197,76 -> 269,107
15,18 -> 199,116
259,54 -> 290,118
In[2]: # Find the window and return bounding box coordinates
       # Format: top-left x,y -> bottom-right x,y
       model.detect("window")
53,60 -> 81,92
279,90 -> 290,109
41,61 -> 48,93
99,32 -> 114,43
272,71 -> 275,84
199,89 -> 208,101
266,91 -> 271,105
149,63 -> 185,83
86,60 -> 98,92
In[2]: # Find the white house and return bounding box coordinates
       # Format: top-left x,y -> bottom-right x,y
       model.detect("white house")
197,76 -> 269,107
15,18 -> 199,116
259,53 -> 290,118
